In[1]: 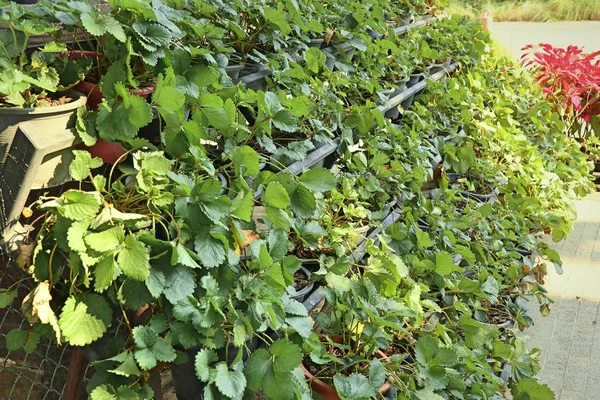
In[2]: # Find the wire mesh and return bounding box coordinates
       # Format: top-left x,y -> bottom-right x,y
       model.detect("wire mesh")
0,254 -> 73,400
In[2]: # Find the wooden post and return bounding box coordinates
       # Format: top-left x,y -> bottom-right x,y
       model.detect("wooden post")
62,347 -> 87,400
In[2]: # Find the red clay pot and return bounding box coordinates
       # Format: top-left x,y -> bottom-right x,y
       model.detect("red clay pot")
80,139 -> 127,165
300,335 -> 391,400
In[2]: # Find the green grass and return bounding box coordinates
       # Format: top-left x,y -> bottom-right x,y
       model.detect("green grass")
448,0 -> 600,22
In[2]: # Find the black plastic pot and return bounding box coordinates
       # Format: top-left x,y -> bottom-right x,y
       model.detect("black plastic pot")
384,79 -> 409,119
236,67 -> 271,92
291,266 -> 315,303
308,38 -> 324,49
285,138 -> 340,175
224,64 -> 245,79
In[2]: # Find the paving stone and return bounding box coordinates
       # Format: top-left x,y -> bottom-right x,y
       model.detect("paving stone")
584,374 -> 600,399
563,357 -> 589,385
561,389 -> 585,400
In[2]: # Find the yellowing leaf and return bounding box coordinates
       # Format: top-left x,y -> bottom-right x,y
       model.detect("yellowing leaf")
17,243 -> 35,271
21,281 -> 61,343
22,207 -> 33,218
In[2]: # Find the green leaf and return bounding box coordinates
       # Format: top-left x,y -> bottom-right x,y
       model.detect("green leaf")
70,150 -> 103,181
369,359 -> 386,389
232,146 -> 260,177
195,348 -> 218,382
203,107 -> 233,129
0,289 -> 17,308
272,110 -> 298,132
415,228 -> 433,248
512,379 -> 555,400
305,48 -> 325,73
245,339 -> 301,399
333,373 -> 375,399
231,191 -> 253,222
59,294 -> 112,346
233,322 -> 246,347
85,226 -> 125,253
214,362 -> 247,399
81,12 -> 106,36
94,256 -> 116,292
62,191 -> 101,221
6,329 -> 26,351
133,326 -> 177,370
458,316 -> 498,349
173,243 -> 201,269
153,85 -> 185,112
290,184 -> 316,218
269,339 -> 303,374
107,350 -> 142,377
194,230 -> 226,268
435,251 -> 455,276
265,182 -> 290,208
162,266 -> 196,304
117,236 -> 150,281
265,206 -> 290,231
298,168 -> 336,192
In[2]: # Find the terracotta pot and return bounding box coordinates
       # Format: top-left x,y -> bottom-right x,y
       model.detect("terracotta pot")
79,138 -> 127,165
300,334 -> 391,400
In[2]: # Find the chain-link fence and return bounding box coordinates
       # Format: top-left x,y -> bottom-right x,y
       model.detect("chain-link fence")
0,249 -> 75,400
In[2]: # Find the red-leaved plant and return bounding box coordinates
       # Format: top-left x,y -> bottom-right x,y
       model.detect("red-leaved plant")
521,43 -> 600,139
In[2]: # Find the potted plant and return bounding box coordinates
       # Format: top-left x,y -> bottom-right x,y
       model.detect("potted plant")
300,277 -> 407,400
0,4 -> 87,184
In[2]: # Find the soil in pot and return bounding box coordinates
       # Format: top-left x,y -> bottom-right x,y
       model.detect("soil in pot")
292,266 -> 314,302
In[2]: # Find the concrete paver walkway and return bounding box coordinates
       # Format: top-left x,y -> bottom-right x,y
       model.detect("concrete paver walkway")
524,193 -> 600,399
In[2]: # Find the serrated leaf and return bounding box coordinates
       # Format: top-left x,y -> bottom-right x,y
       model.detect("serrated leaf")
117,236 -> 150,281
269,339 -> 302,374
290,184 -> 316,218
163,267 -> 196,304
298,168 -> 336,192
333,373 -> 375,399
70,150 -> 103,181
272,110 -> 298,132
194,230 -> 226,268
203,107 -> 233,129
153,85 -> 185,112
231,191 -> 253,222
232,146 -> 260,177
107,350 -> 142,377
265,182 -> 290,208
59,294 -> 112,346
94,256 -> 116,292
0,289 -> 17,308
173,243 -> 201,269
369,359 -> 386,389
6,329 -> 27,351
62,191 -> 101,221
214,362 -> 246,399
133,326 -> 177,370
85,226 -> 125,253
195,348 -> 218,382
265,206 -> 290,231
